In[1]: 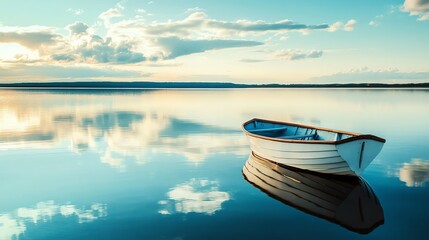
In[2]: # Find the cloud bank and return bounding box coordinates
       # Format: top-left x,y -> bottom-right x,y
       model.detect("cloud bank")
0,26 -> 60,49
0,65 -> 148,81
0,5 -> 348,66
239,49 -> 323,63
158,37 -> 262,59
310,68 -> 429,83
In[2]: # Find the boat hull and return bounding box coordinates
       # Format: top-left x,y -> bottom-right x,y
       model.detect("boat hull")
246,133 -> 384,176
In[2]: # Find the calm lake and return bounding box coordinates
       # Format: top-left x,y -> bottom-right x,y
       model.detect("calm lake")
0,89 -> 428,240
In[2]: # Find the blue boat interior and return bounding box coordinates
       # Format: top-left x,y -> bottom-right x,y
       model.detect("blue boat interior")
244,120 -> 353,141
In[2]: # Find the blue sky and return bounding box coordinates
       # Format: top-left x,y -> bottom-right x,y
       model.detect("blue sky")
0,0 -> 428,83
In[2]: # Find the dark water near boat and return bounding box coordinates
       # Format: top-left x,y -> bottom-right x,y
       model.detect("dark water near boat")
0,89 -> 428,240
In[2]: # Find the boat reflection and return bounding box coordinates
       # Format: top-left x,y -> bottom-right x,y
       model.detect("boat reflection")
242,152 -> 384,234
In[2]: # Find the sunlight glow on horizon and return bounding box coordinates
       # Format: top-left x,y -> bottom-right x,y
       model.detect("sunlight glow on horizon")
0,43 -> 38,62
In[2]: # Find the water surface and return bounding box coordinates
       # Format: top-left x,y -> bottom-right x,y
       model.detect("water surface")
0,89 -> 428,239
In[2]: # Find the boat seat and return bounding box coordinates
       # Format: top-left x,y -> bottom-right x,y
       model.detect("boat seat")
248,126 -> 288,133
278,134 -> 316,140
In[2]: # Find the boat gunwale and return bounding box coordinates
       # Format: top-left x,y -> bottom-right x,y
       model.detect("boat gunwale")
242,118 -> 386,145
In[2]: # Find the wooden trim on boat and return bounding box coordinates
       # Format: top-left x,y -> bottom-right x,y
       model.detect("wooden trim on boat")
242,118 -> 386,145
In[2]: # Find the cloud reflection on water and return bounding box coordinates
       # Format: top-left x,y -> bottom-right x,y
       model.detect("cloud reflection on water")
0,201 -> 106,240
399,159 -> 429,187
0,94 -> 249,170
159,178 -> 230,215
1,89 -> 428,174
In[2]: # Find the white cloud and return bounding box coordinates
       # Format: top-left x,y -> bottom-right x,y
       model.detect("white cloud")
240,58 -> 267,63
344,19 -> 357,31
78,40 -> 147,64
0,26 -> 61,49
403,0 -> 429,20
369,20 -> 379,26
0,43 -> 39,63
1,12 -> 267,64
328,21 -> 343,32
136,8 -> 146,14
275,49 -> 323,61
369,14 -> 384,27
328,19 -> 357,32
144,12 -> 208,37
186,7 -> 205,13
158,36 -> 262,59
142,12 -> 333,38
0,6 -> 351,68
67,22 -> 89,35
99,8 -> 123,26
0,24 -> 148,64
116,0 -> 125,10
206,18 -> 329,35
67,8 -> 84,15
0,26 -> 67,64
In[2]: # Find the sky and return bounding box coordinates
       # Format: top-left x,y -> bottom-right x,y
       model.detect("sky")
0,0 -> 428,84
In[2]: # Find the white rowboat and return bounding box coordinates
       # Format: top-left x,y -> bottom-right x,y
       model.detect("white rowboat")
242,153 -> 384,234
242,118 -> 386,176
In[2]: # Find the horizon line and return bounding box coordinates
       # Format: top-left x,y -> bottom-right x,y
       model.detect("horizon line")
1,81 -> 429,89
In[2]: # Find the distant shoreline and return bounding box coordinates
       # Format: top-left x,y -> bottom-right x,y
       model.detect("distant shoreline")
0,81 -> 429,89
